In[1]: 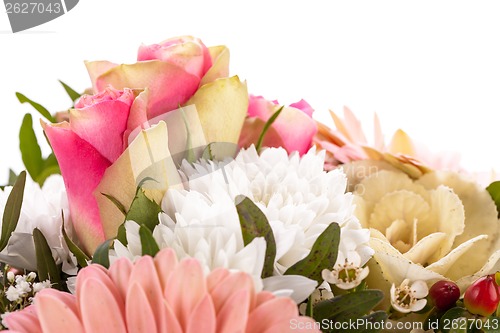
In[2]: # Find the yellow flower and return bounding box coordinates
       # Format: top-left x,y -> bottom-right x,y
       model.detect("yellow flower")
344,160 -> 500,309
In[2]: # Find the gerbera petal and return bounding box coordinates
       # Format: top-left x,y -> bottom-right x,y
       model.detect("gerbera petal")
35,289 -> 85,333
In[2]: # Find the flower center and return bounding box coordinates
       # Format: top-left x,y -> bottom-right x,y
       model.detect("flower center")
393,285 -> 417,309
385,218 -> 418,254
336,262 -> 361,284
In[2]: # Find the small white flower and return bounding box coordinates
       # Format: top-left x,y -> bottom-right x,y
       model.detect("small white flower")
5,286 -> 21,302
15,280 -> 31,295
390,279 -> 429,313
322,253 -> 369,290
1,312 -> 10,329
26,272 -> 37,282
32,280 -> 51,293
299,287 -> 335,315
6,271 -> 14,283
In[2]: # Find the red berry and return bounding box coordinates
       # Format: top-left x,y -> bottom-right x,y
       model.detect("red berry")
429,280 -> 460,311
464,275 -> 500,317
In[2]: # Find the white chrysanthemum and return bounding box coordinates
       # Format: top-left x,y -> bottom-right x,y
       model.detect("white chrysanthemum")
111,146 -> 371,302
181,146 -> 373,274
0,175 -> 76,274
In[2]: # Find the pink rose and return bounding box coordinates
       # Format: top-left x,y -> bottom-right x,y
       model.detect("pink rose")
44,37 -> 248,254
239,95 -> 317,155
44,87 -> 135,253
86,36 -> 227,126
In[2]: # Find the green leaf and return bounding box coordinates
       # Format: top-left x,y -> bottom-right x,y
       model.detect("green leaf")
61,215 -> 89,268
439,307 -> 472,333
8,169 -> 17,186
139,225 -> 160,257
202,142 -> 239,161
305,295 -> 314,318
33,228 -> 62,289
19,113 -> 44,181
337,311 -> 388,333
483,316 -> 500,333
92,239 -> 113,268
58,80 -> 81,102
255,106 -> 283,151
16,92 -> 55,123
313,290 -> 384,323
126,188 -> 162,231
487,181 -> 500,218
0,171 -> 27,251
235,195 -> 276,278
284,222 -> 340,283
35,165 -> 61,186
116,222 -> 128,246
101,193 -> 127,216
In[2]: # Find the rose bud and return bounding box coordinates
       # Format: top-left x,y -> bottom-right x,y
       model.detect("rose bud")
429,280 -> 460,311
464,274 -> 500,316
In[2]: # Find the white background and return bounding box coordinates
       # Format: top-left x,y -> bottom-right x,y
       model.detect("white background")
1,1 -> 500,184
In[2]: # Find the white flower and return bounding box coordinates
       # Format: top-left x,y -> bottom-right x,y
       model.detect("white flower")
5,285 -> 22,302
322,251 -> 369,290
32,280 -> 51,293
180,146 -> 373,274
299,287 -> 335,315
6,271 -> 14,283
1,312 -> 10,329
0,175 -> 77,274
390,279 -> 428,313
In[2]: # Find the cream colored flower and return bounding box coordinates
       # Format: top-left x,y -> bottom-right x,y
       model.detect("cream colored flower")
346,160 -> 500,307
322,252 -> 369,290
390,279 -> 428,313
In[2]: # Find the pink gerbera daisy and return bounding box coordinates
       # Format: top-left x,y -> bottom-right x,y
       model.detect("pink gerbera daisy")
4,248 -> 318,333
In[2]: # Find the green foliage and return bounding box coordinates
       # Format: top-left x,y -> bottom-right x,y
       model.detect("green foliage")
313,290 -> 386,333
126,188 -> 162,232
487,181 -> 500,218
0,171 -> 26,251
19,114 -> 44,181
236,195 -> 276,278
61,216 -> 90,268
33,228 -> 62,290
16,92 -> 55,123
58,80 -> 81,103
92,239 -> 113,269
285,222 -> 340,284
139,225 -> 160,257
255,106 -> 283,151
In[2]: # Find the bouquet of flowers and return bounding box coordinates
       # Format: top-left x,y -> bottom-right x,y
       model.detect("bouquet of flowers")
1,35 -> 500,333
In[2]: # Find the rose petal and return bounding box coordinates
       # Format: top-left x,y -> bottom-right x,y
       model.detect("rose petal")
200,45 -> 230,86
43,121 -> 109,253
94,61 -> 200,120
70,88 -> 134,163
84,60 -> 118,93
185,76 -> 248,145
95,121 -> 182,240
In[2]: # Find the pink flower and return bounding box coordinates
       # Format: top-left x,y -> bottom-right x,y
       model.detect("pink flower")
43,87 -> 135,253
239,95 -> 317,155
86,35 -> 226,124
314,107 -> 461,176
4,249 -> 318,333
44,36 -> 248,254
